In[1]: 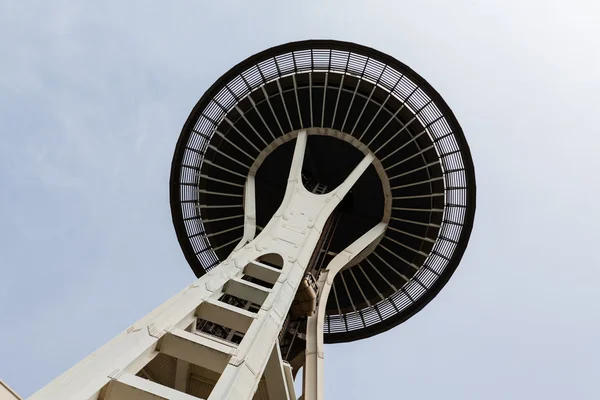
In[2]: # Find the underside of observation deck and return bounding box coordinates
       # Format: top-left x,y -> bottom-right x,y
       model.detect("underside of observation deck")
170,40 -> 476,343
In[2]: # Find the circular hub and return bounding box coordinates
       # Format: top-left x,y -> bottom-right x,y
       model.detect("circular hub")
170,40 -> 476,342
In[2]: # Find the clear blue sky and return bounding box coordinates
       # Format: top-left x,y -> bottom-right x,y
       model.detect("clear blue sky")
1,1 -> 599,399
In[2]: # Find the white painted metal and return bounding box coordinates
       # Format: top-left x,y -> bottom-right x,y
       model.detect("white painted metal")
281,362 -> 296,400
263,343 -> 291,400
159,329 -> 236,374
174,359 -> 190,393
303,222 -> 388,400
243,261 -> 281,285
222,277 -> 271,306
102,373 -> 199,400
198,298 -> 256,333
234,175 -> 256,251
0,380 -> 22,400
29,131 -> 375,400
205,132 -> 373,400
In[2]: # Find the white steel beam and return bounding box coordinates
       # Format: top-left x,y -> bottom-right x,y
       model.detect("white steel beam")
282,362 -> 297,400
276,80 -> 294,131
197,298 -> 256,334
261,85 -> 284,135
159,328 -> 237,374
246,94 -> 275,142
292,74 -> 303,129
263,342 -> 291,400
304,222 -> 388,400
234,175 -> 257,251
223,277 -> 271,306
243,261 -> 281,285
102,372 -> 199,400
174,359 -> 190,393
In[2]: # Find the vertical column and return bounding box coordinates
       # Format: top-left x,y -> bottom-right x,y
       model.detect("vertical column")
263,342 -> 291,400
303,222 -> 387,400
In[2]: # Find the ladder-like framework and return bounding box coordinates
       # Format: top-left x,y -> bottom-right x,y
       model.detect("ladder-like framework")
29,131 -> 386,400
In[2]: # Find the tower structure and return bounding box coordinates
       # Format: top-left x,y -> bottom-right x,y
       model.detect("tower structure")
29,40 -> 476,400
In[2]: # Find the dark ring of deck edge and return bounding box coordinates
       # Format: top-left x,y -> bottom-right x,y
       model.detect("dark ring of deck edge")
169,39 -> 477,343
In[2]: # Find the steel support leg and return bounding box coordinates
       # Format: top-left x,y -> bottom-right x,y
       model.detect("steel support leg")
29,131 -> 375,400
303,222 -> 387,400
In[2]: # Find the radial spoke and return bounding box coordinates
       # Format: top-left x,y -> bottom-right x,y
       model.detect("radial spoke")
205,225 -> 244,238
379,243 -> 420,270
198,203 -> 243,209
391,217 -> 441,228
199,174 -> 245,188
276,80 -> 294,131
309,72 -> 314,127
214,129 -> 257,159
340,271 -> 357,314
361,93 -> 391,141
368,87 -> 421,149
292,74 -> 303,129
247,94 -> 275,143
360,76 -> 403,143
383,235 -> 429,257
358,263 -> 385,301
341,77 -> 361,132
349,267 -> 371,307
213,236 -> 243,251
321,72 -> 328,127
354,64 -> 386,138
364,257 -> 400,290
371,252 -> 410,282
389,161 -> 441,181
380,99 -> 437,148
353,85 -> 377,138
331,74 -> 344,128
261,86 -> 284,135
234,106 -> 263,145
392,206 -> 443,213
385,144 -> 435,172
202,214 -> 244,223
392,193 -> 444,200
197,189 -> 243,198
332,280 -> 343,317
390,176 -> 443,190
207,144 -> 251,170
378,128 -> 427,161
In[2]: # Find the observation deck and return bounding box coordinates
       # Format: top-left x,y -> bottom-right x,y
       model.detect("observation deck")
170,40 -> 476,343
